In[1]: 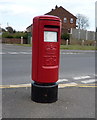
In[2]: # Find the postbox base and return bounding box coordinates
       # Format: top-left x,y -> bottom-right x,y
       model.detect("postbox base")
31,82 -> 58,103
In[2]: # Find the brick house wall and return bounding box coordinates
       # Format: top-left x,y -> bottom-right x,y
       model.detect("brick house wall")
45,5 -> 77,34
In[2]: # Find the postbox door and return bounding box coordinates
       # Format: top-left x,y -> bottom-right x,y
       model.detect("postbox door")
37,20 -> 61,83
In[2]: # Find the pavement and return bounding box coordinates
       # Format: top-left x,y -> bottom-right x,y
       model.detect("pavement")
2,86 -> 96,119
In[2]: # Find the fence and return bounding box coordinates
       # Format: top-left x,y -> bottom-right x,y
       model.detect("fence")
71,28 -> 95,41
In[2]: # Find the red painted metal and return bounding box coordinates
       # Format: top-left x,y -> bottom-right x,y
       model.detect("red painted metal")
32,15 -> 61,83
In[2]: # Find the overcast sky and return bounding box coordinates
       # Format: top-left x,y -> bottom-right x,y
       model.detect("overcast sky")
0,0 -> 96,31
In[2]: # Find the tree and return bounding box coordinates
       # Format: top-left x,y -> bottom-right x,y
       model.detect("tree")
6,26 -> 14,33
1,28 -> 6,32
76,14 -> 89,30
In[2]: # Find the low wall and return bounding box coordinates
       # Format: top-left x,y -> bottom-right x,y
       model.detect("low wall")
2,38 -> 27,44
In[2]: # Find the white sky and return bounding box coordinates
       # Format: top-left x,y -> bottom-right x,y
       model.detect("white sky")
0,0 -> 96,31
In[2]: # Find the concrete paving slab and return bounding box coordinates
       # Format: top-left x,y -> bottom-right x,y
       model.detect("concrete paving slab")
2,87 -> 95,119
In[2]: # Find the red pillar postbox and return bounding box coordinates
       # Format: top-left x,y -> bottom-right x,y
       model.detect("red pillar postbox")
31,15 -> 61,103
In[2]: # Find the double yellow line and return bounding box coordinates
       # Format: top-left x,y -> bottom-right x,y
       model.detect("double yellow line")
0,83 -> 97,89
0,84 -> 31,89
59,84 -> 97,88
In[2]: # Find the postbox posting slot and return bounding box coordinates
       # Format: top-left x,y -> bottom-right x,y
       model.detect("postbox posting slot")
44,25 -> 59,28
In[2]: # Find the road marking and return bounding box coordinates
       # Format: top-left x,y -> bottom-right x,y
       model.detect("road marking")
58,82 -> 78,88
19,52 -> 31,54
73,76 -> 91,80
61,53 -> 75,55
76,85 -> 97,88
81,79 -> 97,84
10,83 -> 31,88
57,79 -> 68,83
0,84 -> 31,88
8,52 -> 20,54
2,52 -> 32,55
60,52 -> 83,55
0,52 -> 6,54
0,83 -> 77,89
0,85 -> 10,88
0,83 -> 97,89
2,52 -> 83,55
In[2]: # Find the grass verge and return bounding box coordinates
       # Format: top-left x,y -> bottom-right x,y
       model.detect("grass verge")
60,45 -> 96,50
14,44 -> 32,47
8,44 -> 96,50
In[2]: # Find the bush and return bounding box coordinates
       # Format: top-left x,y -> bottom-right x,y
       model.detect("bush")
2,32 -> 28,39
2,32 -> 13,38
13,32 -> 28,39
61,33 -> 70,40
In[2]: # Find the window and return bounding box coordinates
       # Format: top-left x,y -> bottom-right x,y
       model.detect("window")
64,17 -> 67,23
70,18 -> 73,23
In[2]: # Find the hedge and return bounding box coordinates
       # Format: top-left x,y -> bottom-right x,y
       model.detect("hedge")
2,32 -> 28,39
61,33 -> 70,40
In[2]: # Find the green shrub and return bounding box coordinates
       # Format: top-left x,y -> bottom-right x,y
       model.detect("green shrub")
2,32 -> 13,38
61,33 -> 70,40
22,32 -> 28,39
13,32 -> 28,39
2,32 -> 28,39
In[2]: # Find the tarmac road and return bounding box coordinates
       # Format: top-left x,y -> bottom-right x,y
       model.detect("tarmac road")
2,44 -> 95,85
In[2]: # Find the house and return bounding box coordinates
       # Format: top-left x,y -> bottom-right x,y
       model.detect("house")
26,24 -> 32,33
26,5 -> 77,34
45,5 -> 77,34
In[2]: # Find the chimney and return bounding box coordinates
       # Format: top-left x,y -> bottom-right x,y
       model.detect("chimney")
55,5 -> 58,9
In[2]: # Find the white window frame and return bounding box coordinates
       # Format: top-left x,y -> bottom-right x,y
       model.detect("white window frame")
64,17 -> 67,23
70,18 -> 73,23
